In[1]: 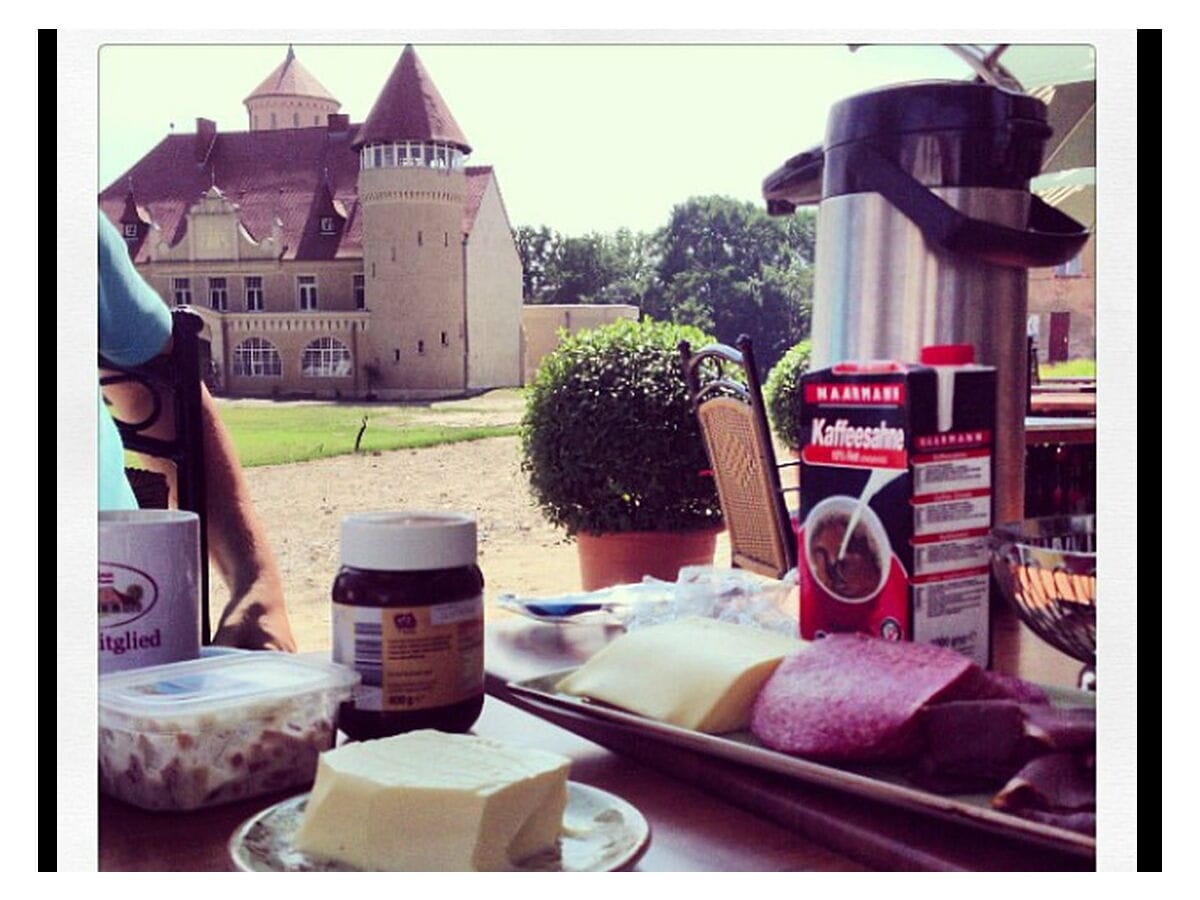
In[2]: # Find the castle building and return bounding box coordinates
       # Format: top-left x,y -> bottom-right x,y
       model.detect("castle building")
98,45 -> 524,399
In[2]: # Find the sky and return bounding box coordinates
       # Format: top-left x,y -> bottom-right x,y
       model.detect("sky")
96,42 -> 1090,237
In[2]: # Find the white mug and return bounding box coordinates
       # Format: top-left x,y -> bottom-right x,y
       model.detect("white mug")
98,510 -> 201,674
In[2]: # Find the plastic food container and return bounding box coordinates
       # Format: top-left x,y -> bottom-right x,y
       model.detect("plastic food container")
99,653 -> 359,811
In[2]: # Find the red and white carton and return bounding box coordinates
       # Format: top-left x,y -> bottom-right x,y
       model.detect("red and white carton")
796,345 -> 996,666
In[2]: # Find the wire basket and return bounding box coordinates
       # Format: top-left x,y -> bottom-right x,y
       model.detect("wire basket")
989,515 -> 1096,690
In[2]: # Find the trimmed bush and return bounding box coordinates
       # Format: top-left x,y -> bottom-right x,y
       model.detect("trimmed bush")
520,319 -> 723,536
762,339 -> 812,451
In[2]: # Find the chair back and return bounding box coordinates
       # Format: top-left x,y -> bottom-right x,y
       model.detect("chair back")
100,309 -> 211,643
679,335 -> 797,579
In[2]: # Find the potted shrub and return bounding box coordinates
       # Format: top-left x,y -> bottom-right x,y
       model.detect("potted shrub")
763,339 -> 812,455
521,318 -> 724,590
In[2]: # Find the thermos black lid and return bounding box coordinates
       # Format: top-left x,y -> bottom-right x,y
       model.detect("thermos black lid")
764,79 -> 1058,211
825,80 -> 1051,150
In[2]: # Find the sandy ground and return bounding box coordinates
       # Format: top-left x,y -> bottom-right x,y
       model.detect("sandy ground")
219,393 -> 733,652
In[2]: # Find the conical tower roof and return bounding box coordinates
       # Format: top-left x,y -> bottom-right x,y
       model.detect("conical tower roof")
353,45 -> 470,153
245,45 -> 339,104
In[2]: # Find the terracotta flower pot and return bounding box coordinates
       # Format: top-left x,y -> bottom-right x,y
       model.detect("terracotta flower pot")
576,527 -> 723,592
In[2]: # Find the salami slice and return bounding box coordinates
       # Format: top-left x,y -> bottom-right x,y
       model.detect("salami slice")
748,633 -> 981,760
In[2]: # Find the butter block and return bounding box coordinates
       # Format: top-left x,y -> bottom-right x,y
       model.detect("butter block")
293,729 -> 571,871
555,617 -> 802,733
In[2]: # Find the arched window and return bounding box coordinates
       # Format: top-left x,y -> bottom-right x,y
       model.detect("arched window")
301,337 -> 352,378
233,338 -> 282,377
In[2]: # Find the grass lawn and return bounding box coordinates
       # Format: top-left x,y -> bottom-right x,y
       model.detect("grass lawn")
1039,359 -> 1096,379
214,399 -> 521,467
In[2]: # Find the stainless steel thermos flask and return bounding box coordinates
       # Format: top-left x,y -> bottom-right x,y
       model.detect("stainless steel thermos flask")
763,80 -> 1089,524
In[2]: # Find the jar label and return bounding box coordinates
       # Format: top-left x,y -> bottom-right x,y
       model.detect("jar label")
332,596 -> 484,712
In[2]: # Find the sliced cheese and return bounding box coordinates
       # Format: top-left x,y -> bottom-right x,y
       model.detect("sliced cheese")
293,729 -> 571,871
555,617 -> 803,733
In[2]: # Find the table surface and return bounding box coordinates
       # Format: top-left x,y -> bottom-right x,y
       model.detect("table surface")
98,604 -> 1092,873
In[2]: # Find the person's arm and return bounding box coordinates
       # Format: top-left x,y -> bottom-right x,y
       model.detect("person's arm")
99,213 -> 294,650
103,374 -> 297,651
197,383 -> 297,652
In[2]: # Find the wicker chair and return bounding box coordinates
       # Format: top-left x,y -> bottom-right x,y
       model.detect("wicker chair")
679,335 -> 798,579
99,309 -> 211,643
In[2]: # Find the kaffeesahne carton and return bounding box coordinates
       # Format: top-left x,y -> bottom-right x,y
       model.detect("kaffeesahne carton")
796,346 -> 996,667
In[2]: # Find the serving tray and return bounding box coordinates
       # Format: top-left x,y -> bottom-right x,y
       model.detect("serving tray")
507,669 -> 1096,859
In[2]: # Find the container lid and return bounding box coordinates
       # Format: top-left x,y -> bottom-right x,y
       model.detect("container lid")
341,511 -> 477,571
920,344 -> 976,366
825,80 -> 1050,151
99,653 -> 360,731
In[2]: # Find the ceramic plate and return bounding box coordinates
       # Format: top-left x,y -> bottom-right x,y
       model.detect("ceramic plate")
229,781 -> 651,872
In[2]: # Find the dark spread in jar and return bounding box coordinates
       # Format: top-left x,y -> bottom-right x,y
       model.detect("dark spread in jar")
332,512 -> 484,740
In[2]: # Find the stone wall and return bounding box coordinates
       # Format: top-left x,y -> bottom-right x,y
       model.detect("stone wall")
1027,236 -> 1096,362
465,177 -> 523,389
521,304 -> 640,384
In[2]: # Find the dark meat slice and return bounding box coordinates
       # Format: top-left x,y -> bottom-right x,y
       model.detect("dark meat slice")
1022,704 -> 1095,752
938,666 -> 1051,705
910,700 -> 1030,790
974,670 -> 1051,705
749,633 -> 979,760
993,752 -> 1096,814
910,701 -> 1096,794
926,700 -> 1027,766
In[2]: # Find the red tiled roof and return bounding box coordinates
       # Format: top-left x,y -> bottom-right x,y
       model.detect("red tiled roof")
99,124 -> 365,262
354,45 -> 470,153
98,126 -> 500,261
462,166 -> 493,235
244,46 -> 339,104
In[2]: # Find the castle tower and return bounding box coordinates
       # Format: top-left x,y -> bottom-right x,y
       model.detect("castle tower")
354,45 -> 472,394
244,45 -> 341,131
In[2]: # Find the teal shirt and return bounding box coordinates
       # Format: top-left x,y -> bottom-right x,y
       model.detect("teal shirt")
98,211 -> 172,510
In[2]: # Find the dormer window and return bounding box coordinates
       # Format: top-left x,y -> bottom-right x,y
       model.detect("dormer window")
319,216 -> 337,235
123,223 -> 139,239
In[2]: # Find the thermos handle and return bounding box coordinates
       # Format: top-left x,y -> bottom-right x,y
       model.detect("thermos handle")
847,142 -> 1090,268
763,144 -> 825,214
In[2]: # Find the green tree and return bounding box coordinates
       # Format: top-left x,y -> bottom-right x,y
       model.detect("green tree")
596,227 -> 656,307
645,196 -> 815,370
513,225 -> 561,302
546,233 -> 624,304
